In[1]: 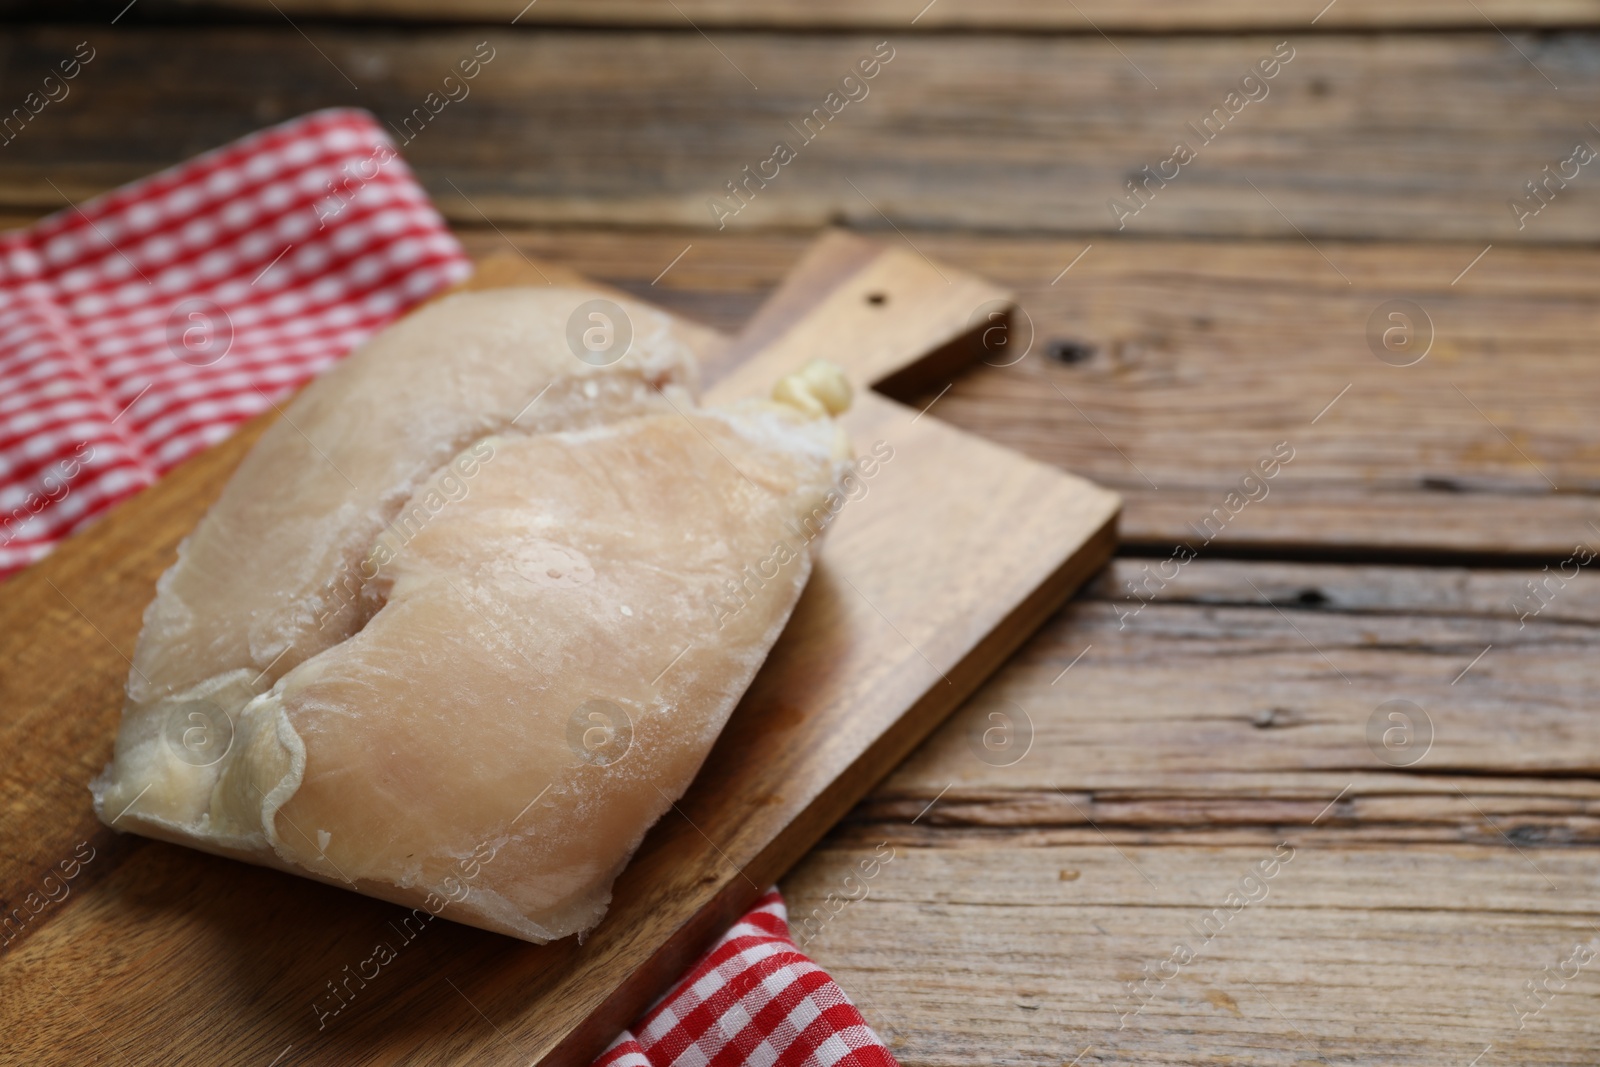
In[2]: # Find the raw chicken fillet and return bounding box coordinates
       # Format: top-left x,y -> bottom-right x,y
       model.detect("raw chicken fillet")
92,285 -> 853,942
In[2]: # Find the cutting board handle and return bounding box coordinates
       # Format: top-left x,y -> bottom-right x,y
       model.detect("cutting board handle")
706,229 -> 1016,404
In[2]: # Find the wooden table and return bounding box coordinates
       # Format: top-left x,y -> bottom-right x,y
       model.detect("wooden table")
5,4 -> 1600,1063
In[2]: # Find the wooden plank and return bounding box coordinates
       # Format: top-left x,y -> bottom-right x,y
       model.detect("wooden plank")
771,556 -> 1600,1063
783,842 -> 1600,1066
862,558 -> 1600,829
870,563 -> 1600,806
445,227 -> 1600,560
0,236 -> 1120,1065
5,29 -> 1600,242
1129,557 -> 1600,624
167,0 -> 1600,32
891,236 -> 1600,560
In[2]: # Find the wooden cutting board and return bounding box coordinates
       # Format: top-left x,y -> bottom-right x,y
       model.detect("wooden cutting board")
0,231 -> 1119,1065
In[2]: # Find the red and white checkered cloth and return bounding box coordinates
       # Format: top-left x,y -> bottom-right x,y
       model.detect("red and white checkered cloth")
598,889 -> 897,1067
0,109 -> 898,1067
0,107 -> 470,577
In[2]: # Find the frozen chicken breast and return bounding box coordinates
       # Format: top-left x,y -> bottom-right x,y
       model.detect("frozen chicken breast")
109,287 -> 700,826
92,285 -> 853,943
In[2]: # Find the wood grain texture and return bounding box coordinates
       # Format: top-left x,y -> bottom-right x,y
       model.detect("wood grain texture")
784,843 -> 1600,1066
0,236 -> 1120,1065
449,226 -> 1600,560
4,29 -> 1600,241
899,237 -> 1600,561
872,558 -> 1600,818
167,0 -> 1600,32
778,557 -> 1600,1064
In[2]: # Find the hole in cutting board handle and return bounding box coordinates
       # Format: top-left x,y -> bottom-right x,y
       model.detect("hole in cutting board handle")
865,291 -> 888,306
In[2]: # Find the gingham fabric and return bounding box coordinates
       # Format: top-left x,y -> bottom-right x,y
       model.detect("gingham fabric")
595,889 -> 897,1067
0,107 -> 471,578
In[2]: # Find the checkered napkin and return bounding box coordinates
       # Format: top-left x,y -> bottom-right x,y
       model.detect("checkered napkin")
0,110 -> 897,1066
596,889 -> 897,1067
0,107 -> 470,577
